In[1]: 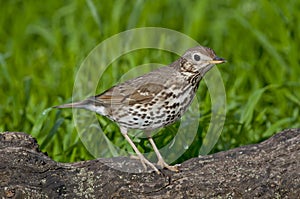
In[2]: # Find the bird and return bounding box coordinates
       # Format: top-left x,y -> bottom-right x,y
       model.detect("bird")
55,46 -> 225,174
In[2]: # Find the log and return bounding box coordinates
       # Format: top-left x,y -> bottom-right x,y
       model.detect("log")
0,129 -> 299,198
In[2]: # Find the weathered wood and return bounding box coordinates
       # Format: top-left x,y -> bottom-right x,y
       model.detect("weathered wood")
0,129 -> 299,198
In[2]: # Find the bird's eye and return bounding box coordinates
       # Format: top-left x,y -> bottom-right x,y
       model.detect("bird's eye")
193,54 -> 201,61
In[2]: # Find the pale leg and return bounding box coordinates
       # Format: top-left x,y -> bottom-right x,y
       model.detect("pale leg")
120,127 -> 160,174
148,137 -> 179,172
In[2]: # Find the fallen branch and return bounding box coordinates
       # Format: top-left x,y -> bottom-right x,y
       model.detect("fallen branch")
0,129 -> 299,198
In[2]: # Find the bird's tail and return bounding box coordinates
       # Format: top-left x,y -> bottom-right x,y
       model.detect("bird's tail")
54,100 -> 90,109
54,98 -> 107,116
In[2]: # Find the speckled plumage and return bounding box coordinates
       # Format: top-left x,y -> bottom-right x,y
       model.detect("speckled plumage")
55,46 -> 225,173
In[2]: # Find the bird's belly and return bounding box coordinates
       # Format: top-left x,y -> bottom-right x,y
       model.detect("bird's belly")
110,85 -> 196,131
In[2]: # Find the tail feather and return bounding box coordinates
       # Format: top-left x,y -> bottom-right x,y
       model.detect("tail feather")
54,100 -> 90,109
54,98 -> 107,116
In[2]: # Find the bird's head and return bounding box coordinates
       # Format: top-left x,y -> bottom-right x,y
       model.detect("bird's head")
180,46 -> 226,75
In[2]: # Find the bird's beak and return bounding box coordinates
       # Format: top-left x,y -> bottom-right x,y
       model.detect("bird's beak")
209,57 -> 226,64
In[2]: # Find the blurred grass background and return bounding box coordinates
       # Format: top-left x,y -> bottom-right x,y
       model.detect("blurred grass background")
0,0 -> 299,163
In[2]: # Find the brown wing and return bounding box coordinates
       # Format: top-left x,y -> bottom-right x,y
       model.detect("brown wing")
127,83 -> 165,105
91,66 -> 178,106
94,82 -> 165,106
94,85 -> 124,105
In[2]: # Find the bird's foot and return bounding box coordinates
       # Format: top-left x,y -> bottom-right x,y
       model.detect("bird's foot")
130,155 -> 160,174
157,159 -> 180,172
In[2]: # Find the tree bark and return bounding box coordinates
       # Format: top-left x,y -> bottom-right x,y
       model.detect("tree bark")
0,129 -> 299,198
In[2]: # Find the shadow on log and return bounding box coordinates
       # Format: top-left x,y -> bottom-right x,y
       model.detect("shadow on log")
0,129 -> 299,198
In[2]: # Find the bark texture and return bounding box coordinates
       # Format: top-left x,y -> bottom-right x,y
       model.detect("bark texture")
0,129 -> 299,198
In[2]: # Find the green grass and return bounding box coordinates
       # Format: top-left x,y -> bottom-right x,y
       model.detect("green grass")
1,0 -> 299,164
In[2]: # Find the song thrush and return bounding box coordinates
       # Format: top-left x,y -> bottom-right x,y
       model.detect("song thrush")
55,46 -> 225,174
